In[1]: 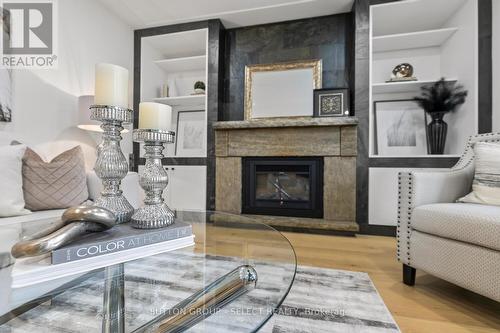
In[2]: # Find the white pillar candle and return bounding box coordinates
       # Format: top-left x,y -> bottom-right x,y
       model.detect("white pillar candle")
94,63 -> 129,108
139,102 -> 172,130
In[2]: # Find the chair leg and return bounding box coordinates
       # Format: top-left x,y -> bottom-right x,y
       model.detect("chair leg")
403,264 -> 416,286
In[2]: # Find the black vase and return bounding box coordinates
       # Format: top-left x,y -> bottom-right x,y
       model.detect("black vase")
427,112 -> 447,155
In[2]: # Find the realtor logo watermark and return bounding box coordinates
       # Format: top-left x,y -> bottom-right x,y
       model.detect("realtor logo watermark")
1,0 -> 58,68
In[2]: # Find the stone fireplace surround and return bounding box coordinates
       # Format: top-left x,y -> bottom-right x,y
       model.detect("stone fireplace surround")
214,117 -> 358,233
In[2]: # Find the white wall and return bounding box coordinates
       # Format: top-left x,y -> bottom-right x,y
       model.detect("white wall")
0,0 -> 134,165
141,40 -> 167,103
494,0 -> 500,132
441,0 -> 478,153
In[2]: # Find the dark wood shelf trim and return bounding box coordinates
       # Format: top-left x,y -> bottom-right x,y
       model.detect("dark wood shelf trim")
368,157 -> 459,168
138,157 -> 207,166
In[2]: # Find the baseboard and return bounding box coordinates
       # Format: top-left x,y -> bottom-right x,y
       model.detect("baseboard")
357,224 -> 396,237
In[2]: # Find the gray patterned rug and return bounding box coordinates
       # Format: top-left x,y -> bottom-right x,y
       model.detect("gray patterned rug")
2,252 -> 400,333
259,265 -> 400,333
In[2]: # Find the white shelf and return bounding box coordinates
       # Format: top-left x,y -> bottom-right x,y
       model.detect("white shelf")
155,55 -> 206,73
371,0 -> 466,36
373,28 -> 458,53
154,95 -> 205,109
144,29 -> 207,59
372,79 -> 457,94
370,155 -> 461,159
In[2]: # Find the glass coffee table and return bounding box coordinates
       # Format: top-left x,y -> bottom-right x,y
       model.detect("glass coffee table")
0,211 -> 296,333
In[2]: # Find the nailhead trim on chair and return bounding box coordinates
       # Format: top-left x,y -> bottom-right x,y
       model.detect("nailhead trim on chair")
397,171 -> 413,266
397,175 -> 401,258
407,174 -> 413,265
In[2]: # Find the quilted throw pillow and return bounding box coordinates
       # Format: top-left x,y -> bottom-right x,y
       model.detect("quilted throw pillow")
22,146 -> 89,211
459,142 -> 500,206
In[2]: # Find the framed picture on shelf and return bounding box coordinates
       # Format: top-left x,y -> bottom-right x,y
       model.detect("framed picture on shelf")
175,110 -> 206,157
374,99 -> 427,156
313,88 -> 349,117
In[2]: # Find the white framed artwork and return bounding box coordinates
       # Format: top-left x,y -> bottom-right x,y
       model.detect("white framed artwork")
175,110 -> 206,157
374,99 -> 428,156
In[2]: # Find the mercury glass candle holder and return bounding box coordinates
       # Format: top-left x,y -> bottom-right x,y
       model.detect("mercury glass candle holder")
132,129 -> 175,229
90,105 -> 134,223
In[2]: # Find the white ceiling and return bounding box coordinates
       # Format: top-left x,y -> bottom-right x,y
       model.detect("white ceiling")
97,0 -> 354,29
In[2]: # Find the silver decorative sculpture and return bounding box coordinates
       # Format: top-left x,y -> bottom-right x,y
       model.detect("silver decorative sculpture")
387,63 -> 417,82
11,206 -> 116,258
132,129 -> 175,229
90,105 -> 134,223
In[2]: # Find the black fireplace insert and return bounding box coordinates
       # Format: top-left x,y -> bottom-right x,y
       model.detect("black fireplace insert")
242,157 -> 323,218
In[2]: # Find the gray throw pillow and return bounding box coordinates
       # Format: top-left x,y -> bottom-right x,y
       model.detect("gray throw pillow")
22,146 -> 89,211
459,142 -> 500,206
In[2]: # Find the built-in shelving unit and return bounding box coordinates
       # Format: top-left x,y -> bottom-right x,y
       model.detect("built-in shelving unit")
141,28 -> 208,154
369,0 -> 478,157
138,27 -> 209,211
368,0 -> 479,227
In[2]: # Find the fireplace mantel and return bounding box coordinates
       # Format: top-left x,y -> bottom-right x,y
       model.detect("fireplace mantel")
215,117 -> 357,158
213,116 -> 358,130
214,116 -> 358,233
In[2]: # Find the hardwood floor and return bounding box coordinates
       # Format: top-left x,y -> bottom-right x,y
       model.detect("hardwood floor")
282,232 -> 500,333
199,222 -> 500,332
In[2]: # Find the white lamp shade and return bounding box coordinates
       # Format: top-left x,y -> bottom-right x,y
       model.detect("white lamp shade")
77,95 -> 101,132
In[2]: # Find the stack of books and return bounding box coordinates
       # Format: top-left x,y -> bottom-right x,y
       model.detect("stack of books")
11,221 -> 194,288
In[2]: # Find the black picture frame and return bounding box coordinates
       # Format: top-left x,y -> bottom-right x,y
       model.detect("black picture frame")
313,88 -> 349,117
373,99 -> 428,156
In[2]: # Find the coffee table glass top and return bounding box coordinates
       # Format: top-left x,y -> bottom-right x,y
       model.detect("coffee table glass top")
0,211 -> 296,333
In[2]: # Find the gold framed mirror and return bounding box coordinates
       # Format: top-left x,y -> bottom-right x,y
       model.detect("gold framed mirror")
244,59 -> 322,120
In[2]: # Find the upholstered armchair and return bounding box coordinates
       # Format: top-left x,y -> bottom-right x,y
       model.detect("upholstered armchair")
397,133 -> 500,302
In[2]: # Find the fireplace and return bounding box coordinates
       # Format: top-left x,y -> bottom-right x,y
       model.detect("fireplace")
215,118 -> 358,232
242,157 -> 323,218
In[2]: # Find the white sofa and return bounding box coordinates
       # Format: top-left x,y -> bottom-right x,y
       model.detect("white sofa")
0,170 -> 142,269
0,139 -> 142,314
0,137 -> 142,249
397,133 -> 500,302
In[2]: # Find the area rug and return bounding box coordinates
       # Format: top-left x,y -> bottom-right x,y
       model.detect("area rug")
2,253 -> 400,333
259,265 -> 400,333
